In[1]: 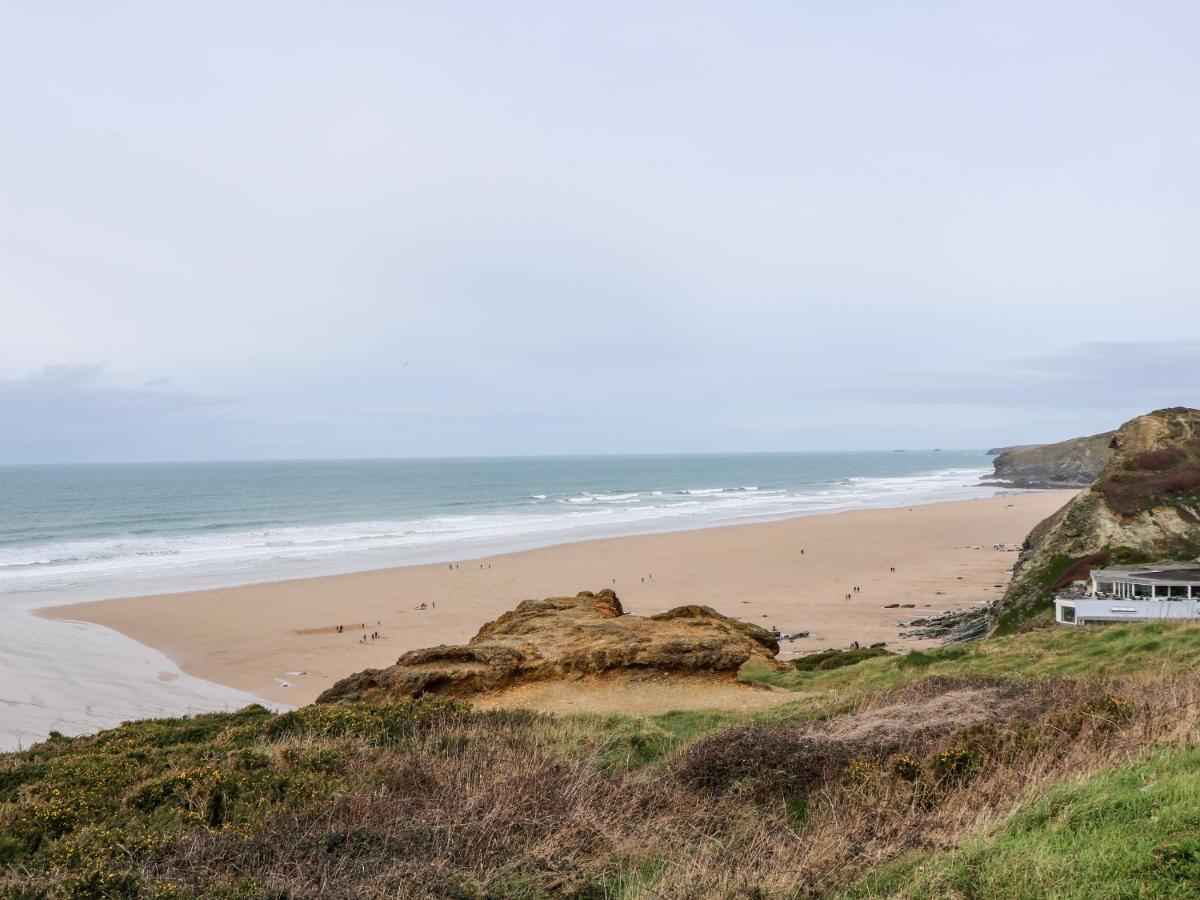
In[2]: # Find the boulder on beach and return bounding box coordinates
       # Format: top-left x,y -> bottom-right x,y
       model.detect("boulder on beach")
316,589 -> 785,705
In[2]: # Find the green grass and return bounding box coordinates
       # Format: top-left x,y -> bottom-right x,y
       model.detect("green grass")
790,646 -> 892,672
741,620 -> 1200,698
848,744 -> 1200,898
583,709 -> 735,768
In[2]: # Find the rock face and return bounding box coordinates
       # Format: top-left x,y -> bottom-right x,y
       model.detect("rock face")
987,431 -> 1116,488
317,590 -> 783,704
993,408 -> 1200,631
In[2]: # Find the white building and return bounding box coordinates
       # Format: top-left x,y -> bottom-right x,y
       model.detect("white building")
1055,563 -> 1200,625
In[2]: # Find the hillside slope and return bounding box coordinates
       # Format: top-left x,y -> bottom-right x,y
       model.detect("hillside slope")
995,407 -> 1200,632
5,621 -> 1200,896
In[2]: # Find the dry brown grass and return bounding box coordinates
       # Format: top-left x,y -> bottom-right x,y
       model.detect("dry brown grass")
69,672 -> 1188,898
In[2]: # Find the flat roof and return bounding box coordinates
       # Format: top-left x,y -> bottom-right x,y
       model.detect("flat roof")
1138,568 -> 1200,582
1092,565 -> 1200,585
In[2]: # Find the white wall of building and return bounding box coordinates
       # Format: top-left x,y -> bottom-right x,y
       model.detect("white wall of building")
1057,598 -> 1200,624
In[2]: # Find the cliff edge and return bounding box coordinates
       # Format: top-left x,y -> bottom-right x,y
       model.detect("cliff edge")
988,431 -> 1115,489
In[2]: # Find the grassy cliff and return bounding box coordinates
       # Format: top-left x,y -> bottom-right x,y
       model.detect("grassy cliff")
994,407 -> 1200,633
6,621 -> 1200,897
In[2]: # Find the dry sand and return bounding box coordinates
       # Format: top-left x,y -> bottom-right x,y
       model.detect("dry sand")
45,491 -> 1074,708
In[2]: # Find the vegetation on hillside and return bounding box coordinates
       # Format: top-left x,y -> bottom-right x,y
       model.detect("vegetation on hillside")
5,622 -> 1200,897
995,407 -> 1200,631
850,745 -> 1200,898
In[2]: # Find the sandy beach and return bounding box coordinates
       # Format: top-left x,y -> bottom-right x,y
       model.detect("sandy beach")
46,490 -> 1074,707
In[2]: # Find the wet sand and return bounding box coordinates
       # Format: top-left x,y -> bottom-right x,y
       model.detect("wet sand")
45,491 -> 1074,706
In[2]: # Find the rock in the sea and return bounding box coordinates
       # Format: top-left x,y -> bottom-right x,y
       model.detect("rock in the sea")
317,589 -> 784,704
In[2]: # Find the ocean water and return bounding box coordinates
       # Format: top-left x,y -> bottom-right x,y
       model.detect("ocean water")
0,452 -> 999,604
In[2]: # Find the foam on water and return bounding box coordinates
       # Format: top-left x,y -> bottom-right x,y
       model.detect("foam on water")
0,451 -> 1005,747
0,460 -> 999,603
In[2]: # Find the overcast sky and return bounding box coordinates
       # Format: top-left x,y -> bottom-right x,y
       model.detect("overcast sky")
2,2 -> 1198,463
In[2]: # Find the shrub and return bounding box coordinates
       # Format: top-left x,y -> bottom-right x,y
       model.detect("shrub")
265,698 -> 469,744
671,725 -> 864,800
843,759 -> 878,788
1132,448 -> 1189,471
1082,692 -> 1134,725
930,748 -> 980,781
793,647 -> 891,672
888,754 -> 922,782
898,646 -> 969,669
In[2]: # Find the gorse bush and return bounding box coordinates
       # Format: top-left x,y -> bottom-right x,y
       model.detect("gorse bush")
264,696 -> 469,744
889,753 -> 922,782
931,747 -> 981,781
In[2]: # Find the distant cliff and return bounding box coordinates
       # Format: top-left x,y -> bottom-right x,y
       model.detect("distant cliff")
987,431 -> 1116,489
993,408 -> 1200,632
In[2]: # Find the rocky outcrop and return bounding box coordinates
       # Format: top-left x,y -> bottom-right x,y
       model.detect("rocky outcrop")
317,590 -> 784,704
900,607 -> 993,642
992,408 -> 1200,631
987,431 -> 1116,488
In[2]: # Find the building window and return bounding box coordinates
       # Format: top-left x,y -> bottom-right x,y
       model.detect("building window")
1060,604 -> 1076,623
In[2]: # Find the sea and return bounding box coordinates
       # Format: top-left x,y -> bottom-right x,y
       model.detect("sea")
0,451 -> 1001,605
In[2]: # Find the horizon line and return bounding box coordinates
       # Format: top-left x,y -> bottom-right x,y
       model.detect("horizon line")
0,447 -> 989,467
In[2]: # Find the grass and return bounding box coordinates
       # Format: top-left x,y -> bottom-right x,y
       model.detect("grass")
7,623 -> 1200,896
742,619 -> 1200,696
790,646 -> 892,672
849,744 -> 1200,898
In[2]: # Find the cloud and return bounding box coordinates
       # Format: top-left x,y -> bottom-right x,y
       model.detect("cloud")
848,338 -> 1200,410
25,362 -> 106,388
0,365 -> 236,463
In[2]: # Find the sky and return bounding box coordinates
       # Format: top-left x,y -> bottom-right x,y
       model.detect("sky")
2,2 -> 1198,463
